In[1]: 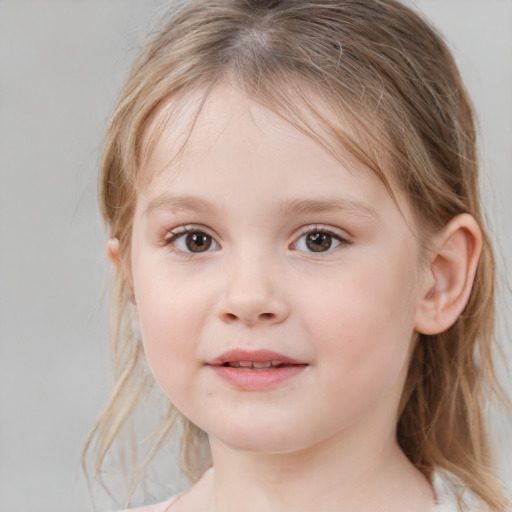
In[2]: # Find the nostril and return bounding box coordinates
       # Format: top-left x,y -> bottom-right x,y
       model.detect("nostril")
224,313 -> 238,323
221,311 -> 276,324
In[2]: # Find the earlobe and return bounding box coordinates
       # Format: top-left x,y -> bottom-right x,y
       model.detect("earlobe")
107,237 -> 137,306
414,214 -> 483,335
107,237 -> 120,266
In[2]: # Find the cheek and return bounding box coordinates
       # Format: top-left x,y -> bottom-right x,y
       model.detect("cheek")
133,268 -> 210,400
302,254 -> 418,404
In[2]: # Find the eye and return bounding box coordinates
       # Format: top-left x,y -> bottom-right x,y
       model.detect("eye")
166,228 -> 220,254
293,228 -> 349,253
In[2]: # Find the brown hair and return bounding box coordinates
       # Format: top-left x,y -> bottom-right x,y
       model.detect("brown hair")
84,0 -> 510,509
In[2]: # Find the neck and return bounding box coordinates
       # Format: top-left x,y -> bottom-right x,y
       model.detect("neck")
194,426 -> 433,512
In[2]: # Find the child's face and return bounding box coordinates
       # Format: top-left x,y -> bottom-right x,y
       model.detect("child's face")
130,84 -> 427,454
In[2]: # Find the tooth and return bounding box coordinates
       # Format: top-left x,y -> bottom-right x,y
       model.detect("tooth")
239,361 -> 252,367
252,361 -> 272,369
229,361 -> 240,368
272,361 -> 284,367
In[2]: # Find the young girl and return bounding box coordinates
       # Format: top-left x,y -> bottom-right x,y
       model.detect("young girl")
84,0 -> 511,510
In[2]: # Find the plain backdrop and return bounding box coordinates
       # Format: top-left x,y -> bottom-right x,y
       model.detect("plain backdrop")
0,1 -> 511,511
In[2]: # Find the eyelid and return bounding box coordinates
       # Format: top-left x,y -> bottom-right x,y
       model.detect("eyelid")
294,224 -> 351,240
165,223 -> 218,238
164,224 -> 221,255
291,224 -> 352,252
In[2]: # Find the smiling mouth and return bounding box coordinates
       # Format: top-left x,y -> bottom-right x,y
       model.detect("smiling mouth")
207,349 -> 308,390
222,360 -> 297,369
208,348 -> 307,368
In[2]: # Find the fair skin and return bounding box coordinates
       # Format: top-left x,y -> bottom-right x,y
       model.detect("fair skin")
110,83 -> 482,512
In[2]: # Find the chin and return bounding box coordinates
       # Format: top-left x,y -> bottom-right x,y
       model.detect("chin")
211,422 -> 314,455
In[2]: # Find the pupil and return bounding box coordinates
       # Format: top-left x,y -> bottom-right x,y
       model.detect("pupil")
186,232 -> 212,252
306,233 -> 332,252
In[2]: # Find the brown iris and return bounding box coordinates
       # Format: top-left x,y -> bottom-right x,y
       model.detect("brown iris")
305,232 -> 333,252
185,232 -> 213,252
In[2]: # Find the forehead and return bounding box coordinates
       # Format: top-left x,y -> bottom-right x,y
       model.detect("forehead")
140,80 -> 383,187
142,83 -> 363,186
136,82 -> 416,229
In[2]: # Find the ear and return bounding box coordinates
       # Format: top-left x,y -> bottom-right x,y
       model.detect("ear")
107,237 -> 120,266
414,214 -> 483,335
107,237 -> 136,305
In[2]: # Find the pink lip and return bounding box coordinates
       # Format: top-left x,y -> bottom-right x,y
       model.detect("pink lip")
206,349 -> 308,391
208,348 -> 305,366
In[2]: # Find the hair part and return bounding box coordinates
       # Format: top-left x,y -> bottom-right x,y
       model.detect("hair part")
84,1 -> 510,509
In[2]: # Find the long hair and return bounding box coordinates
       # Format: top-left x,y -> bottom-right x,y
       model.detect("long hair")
84,1 -> 509,509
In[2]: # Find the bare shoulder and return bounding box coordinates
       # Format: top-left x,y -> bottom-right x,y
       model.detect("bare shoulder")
169,468 -> 215,512
168,492 -> 209,512
115,496 -> 178,512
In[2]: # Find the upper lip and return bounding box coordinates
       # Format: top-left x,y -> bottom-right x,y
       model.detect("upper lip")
207,348 -> 306,366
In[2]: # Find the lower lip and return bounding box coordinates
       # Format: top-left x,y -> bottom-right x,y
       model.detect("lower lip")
209,365 -> 307,391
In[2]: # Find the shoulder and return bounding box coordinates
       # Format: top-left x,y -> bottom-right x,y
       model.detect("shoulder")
116,495 -> 179,512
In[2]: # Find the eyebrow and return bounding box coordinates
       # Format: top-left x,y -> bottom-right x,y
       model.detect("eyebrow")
144,194 -> 377,219
278,197 -> 377,218
144,194 -> 220,216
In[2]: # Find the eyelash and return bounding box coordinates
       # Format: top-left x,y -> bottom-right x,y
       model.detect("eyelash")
163,224 -> 352,257
292,225 -> 352,254
164,225 -> 219,258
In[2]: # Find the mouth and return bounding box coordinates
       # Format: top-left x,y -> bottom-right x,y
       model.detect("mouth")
220,360 -> 298,370
207,349 -> 308,390
207,348 -> 307,368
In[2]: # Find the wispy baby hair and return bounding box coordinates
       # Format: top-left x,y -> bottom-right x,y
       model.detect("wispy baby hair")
84,1 -> 509,509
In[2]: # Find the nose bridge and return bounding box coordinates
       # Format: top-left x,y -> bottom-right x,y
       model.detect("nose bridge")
218,243 -> 288,325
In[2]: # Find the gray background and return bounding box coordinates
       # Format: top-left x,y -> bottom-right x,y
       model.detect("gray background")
0,1 -> 511,511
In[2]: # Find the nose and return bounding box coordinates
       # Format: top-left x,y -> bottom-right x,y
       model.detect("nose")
217,253 -> 289,326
